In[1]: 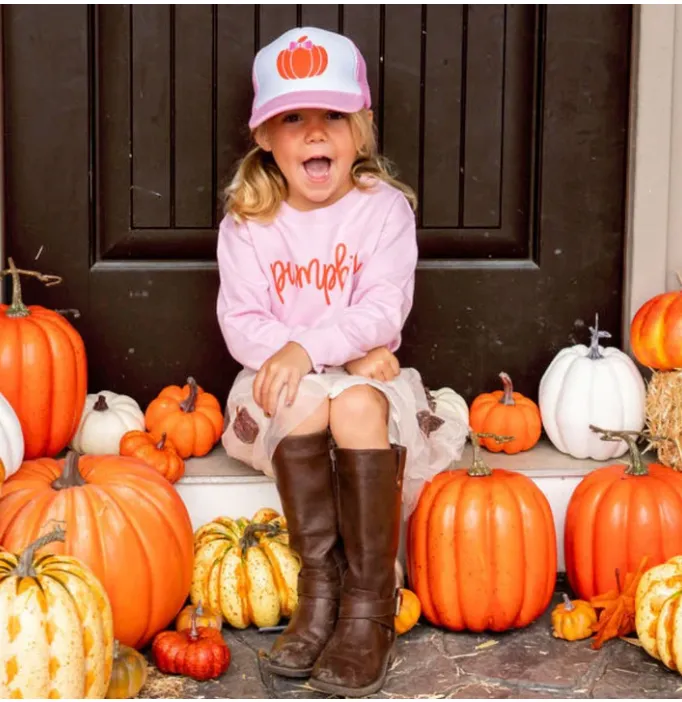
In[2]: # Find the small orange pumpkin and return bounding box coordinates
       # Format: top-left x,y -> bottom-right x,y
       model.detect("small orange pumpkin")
630,282 -> 682,370
176,601 -> 223,633
119,430 -> 185,483
551,593 -> 597,641
395,588 -> 421,635
469,372 -> 541,454
145,377 -> 223,458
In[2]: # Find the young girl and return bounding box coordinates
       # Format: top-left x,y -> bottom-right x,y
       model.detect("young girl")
216,26 -> 467,697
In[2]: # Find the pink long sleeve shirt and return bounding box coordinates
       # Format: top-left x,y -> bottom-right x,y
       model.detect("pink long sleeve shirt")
216,180 -> 418,373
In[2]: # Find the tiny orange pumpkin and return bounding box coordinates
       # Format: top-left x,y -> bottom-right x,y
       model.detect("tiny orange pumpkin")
395,588 -> 421,635
145,377 -> 223,458
176,601 -> 223,633
469,372 -> 541,454
551,593 -> 597,641
119,430 -> 185,483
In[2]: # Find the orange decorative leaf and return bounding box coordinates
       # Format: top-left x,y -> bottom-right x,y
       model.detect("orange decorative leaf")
588,556 -> 649,650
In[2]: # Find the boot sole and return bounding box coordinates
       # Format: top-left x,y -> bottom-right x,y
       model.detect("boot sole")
308,647 -> 395,698
263,659 -> 314,679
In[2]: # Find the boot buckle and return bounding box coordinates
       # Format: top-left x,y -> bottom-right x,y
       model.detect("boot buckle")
394,588 -> 402,616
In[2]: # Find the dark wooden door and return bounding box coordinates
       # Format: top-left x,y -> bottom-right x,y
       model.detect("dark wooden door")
3,5 -> 631,406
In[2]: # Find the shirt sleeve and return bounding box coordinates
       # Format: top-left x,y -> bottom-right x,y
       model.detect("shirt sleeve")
290,193 -> 417,370
216,216 -> 292,371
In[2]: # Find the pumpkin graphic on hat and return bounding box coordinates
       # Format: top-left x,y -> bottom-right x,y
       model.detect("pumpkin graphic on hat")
277,35 -> 328,80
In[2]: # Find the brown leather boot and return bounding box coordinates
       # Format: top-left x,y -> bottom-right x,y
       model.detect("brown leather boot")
309,445 -> 406,697
266,431 -> 343,678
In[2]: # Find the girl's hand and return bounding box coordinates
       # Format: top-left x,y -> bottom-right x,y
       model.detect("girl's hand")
344,347 -> 400,382
253,342 -> 313,417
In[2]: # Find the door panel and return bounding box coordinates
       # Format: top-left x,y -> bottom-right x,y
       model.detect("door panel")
3,5 -> 631,407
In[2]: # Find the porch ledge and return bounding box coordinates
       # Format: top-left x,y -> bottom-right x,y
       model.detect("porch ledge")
179,439 -> 638,485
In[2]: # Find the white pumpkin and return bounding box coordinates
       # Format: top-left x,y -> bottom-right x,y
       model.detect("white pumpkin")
0,392 -> 24,478
539,315 -> 646,460
429,387 -> 469,427
70,391 -> 145,455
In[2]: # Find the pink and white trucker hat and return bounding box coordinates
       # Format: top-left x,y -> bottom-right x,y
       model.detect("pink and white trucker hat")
249,27 -> 371,129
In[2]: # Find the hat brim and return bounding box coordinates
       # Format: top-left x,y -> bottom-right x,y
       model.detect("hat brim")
249,90 -> 368,130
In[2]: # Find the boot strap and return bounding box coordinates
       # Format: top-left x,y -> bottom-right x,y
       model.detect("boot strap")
298,577 -> 340,600
338,595 -> 397,620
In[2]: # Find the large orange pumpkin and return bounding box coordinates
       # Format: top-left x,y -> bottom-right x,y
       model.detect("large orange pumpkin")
564,426 -> 682,600
145,377 -> 223,458
630,285 -> 682,370
469,372 -> 541,454
0,451 -> 194,648
407,432 -> 556,632
0,259 -> 87,458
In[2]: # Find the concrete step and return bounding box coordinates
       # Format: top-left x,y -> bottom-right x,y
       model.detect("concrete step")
176,439 -> 626,572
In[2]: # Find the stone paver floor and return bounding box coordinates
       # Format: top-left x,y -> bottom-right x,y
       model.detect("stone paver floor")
139,587 -> 682,699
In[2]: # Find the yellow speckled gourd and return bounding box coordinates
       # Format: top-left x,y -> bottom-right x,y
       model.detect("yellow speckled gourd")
106,641 -> 148,699
0,527 -> 114,698
191,508 -> 301,629
635,555 -> 682,669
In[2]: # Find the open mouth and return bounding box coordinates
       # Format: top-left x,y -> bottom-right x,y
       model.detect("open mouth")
303,157 -> 332,181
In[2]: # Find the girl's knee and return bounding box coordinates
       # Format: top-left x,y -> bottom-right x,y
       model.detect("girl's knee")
288,397 -> 330,436
329,385 -> 388,428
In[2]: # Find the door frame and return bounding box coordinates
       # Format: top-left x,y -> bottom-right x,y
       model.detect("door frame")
0,6 -> 678,344
625,4 -> 682,345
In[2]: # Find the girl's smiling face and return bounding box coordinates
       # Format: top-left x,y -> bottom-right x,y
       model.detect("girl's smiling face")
255,108 -> 362,211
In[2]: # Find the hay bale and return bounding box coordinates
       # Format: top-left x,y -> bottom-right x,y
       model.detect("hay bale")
646,369 -> 682,469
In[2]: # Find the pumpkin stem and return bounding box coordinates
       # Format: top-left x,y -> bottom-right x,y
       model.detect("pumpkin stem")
93,394 -> 109,412
498,372 -> 516,406
113,640 -> 121,660
0,257 -> 62,319
179,377 -> 198,413
240,522 -> 282,549
467,431 -> 513,476
14,526 -> 66,577
587,314 -> 611,360
51,451 -> 87,489
156,432 -> 167,450
561,593 -> 575,611
189,608 -> 199,641
588,425 -> 653,476
590,424 -> 660,475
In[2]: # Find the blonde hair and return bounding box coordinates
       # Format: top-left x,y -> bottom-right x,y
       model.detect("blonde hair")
223,109 -> 417,223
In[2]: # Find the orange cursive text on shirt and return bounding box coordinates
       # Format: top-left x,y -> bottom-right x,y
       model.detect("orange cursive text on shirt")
270,243 -> 363,305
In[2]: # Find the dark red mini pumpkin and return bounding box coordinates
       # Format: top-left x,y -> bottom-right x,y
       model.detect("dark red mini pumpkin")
152,614 -> 230,682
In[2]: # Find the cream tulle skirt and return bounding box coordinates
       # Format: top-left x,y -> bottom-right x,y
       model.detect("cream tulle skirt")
221,367 -> 469,517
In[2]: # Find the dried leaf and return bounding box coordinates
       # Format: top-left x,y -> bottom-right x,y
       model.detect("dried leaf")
589,556 -> 648,650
